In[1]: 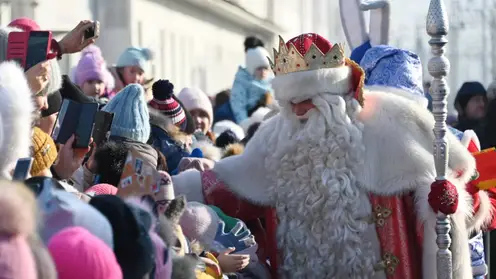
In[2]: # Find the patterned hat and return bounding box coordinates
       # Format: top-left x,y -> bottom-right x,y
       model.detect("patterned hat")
31,127 -> 58,176
149,80 -> 186,129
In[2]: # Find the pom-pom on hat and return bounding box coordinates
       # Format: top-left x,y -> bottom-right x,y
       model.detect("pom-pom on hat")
149,80 -> 186,128
116,47 -> 154,72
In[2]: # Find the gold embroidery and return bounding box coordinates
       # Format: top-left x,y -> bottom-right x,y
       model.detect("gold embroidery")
372,204 -> 392,227
374,253 -> 400,274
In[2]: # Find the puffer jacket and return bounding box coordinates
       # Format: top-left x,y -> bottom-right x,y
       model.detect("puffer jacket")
229,67 -> 273,124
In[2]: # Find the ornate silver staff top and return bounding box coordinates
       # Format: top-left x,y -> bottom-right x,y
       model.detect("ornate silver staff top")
426,0 -> 452,278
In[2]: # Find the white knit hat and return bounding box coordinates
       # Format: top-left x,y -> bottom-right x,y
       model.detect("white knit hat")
179,202 -> 220,249
245,46 -> 271,76
177,87 -> 213,126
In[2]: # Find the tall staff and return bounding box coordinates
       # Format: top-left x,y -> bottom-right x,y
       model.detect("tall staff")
426,0 -> 452,278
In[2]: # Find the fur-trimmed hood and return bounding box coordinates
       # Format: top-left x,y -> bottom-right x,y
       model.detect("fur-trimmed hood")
149,107 -> 189,145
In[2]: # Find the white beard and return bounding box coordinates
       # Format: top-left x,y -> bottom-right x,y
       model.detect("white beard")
265,94 -> 378,278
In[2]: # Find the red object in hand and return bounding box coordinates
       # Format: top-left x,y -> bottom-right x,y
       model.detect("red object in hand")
428,180 -> 459,214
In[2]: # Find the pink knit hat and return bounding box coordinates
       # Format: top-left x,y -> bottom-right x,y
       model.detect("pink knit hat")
85,183 -> 118,196
48,227 -> 123,279
0,182 -> 37,279
179,202 -> 220,249
74,45 -> 114,91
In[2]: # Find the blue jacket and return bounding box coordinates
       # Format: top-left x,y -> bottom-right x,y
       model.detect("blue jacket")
229,66 -> 273,123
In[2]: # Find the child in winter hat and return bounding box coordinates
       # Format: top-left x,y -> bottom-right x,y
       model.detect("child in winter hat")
230,49 -> 274,124
0,61 -> 35,179
111,47 -> 154,93
31,126 -> 58,177
48,227 -> 123,279
102,83 -> 151,143
74,45 -> 114,98
0,181 -> 38,279
177,87 -> 214,134
149,79 -> 187,130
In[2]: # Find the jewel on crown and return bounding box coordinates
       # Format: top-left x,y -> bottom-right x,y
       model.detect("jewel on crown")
269,35 -> 346,76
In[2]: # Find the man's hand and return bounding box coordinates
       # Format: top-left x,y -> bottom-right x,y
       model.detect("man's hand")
52,134 -> 92,179
58,21 -> 99,54
217,247 -> 250,273
25,61 -> 50,95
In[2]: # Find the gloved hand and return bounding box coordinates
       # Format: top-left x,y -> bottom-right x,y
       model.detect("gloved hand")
215,220 -> 255,252
428,180 -> 459,215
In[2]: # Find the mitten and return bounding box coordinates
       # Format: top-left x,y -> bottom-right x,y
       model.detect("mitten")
428,180 -> 459,214
215,221 -> 255,253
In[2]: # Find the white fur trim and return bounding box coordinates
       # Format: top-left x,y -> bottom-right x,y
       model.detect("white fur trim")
461,130 -> 481,150
245,47 -> 271,76
171,169 -> 205,203
364,85 -> 428,108
272,66 -> 352,103
0,61 -> 35,179
239,107 -> 271,133
467,190 -> 495,232
191,141 -> 222,162
358,88 -> 474,278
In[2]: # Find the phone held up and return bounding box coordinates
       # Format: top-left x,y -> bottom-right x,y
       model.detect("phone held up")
7,30 -> 53,71
52,99 -> 99,149
12,157 -> 33,181
84,21 -> 100,40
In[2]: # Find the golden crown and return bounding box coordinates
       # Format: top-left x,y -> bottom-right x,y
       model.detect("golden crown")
269,36 -> 346,76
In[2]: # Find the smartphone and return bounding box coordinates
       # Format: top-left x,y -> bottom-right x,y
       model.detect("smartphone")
53,99 -> 98,148
7,31 -> 52,71
52,99 -> 78,144
92,111 -> 114,146
84,22 -> 99,40
12,157 -> 33,181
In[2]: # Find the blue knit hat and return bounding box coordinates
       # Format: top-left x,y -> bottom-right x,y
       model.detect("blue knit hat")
102,84 -> 150,143
116,47 -> 154,71
360,45 -> 424,99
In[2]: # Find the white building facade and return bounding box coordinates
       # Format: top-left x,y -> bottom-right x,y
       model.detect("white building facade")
3,0 -> 341,96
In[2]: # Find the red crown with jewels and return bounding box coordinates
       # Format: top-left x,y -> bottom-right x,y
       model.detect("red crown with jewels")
269,33 -> 365,106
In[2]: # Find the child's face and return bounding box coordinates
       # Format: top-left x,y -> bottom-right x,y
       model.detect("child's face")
190,109 -> 211,134
122,66 -> 145,85
82,79 -> 105,97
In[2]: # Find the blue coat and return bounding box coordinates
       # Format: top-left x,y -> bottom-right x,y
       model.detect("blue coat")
229,66 -> 273,123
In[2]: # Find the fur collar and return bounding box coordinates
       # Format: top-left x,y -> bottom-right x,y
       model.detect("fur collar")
149,107 -> 189,145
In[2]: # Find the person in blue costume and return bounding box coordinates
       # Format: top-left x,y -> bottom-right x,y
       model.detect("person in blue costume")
345,0 -> 491,275
229,37 -> 274,124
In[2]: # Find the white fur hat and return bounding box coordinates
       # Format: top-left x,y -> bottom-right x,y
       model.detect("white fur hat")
0,61 -> 35,178
245,47 -> 271,76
